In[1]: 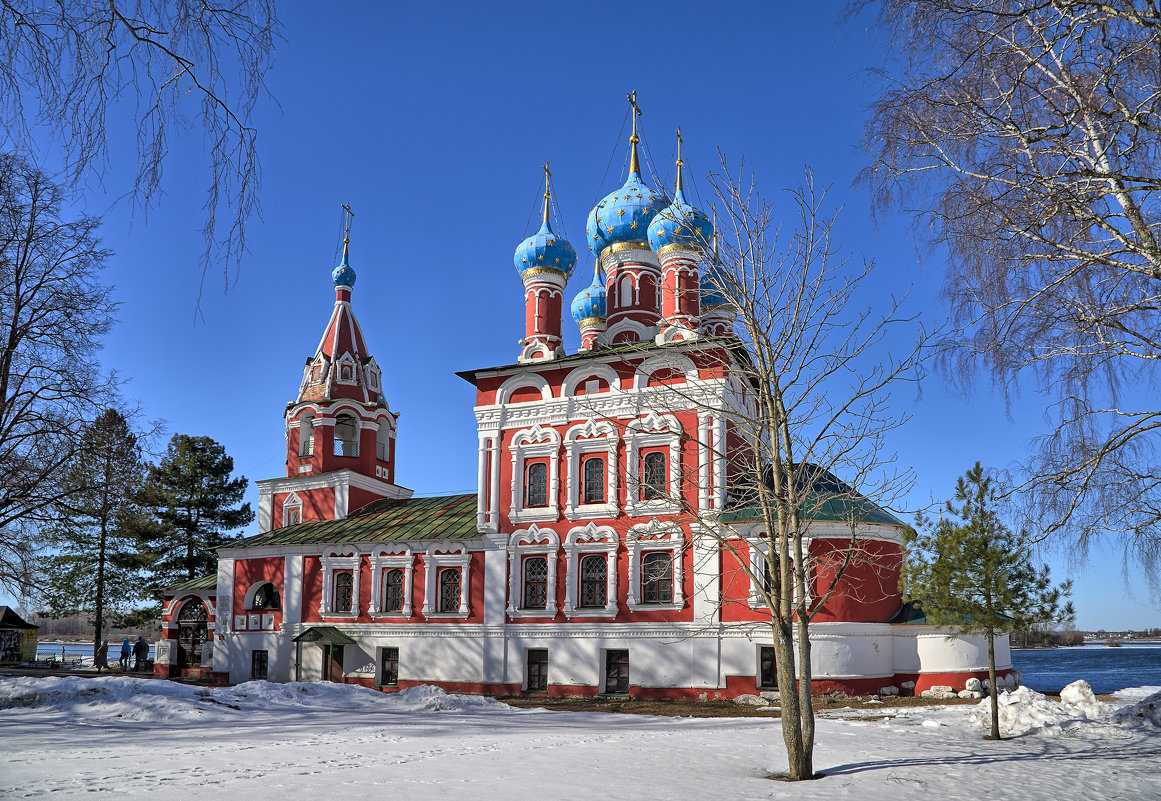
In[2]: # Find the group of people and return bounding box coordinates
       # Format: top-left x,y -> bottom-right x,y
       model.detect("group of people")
93,635 -> 150,672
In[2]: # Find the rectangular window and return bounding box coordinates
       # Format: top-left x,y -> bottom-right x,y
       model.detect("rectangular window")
578,553 -> 608,609
525,461 -> 549,508
332,570 -> 354,613
382,568 -> 405,613
526,648 -> 548,692
641,551 -> 674,605
380,646 -> 399,687
521,556 -> 548,610
759,646 -> 777,689
641,451 -> 667,500
250,649 -> 268,681
604,649 -> 629,694
582,456 -> 606,504
437,567 -> 462,614
284,505 -> 302,526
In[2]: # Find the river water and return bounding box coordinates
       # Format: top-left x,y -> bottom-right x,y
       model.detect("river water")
1012,644 -> 1161,694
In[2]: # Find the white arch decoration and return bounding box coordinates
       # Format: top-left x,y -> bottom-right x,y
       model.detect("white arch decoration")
563,523 -> 619,618
561,363 -> 622,397
508,424 -> 561,523
633,352 -> 698,389
497,372 -> 553,405
604,317 -> 652,345
625,412 -> 683,516
626,519 -> 685,612
563,419 -> 619,519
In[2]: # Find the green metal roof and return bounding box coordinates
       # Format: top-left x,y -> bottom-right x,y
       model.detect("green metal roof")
293,626 -> 356,645
226,493 -> 480,550
165,574 -> 217,594
719,466 -> 904,527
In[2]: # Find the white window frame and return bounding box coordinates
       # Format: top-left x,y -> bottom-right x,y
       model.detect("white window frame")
335,352 -> 359,385
745,531 -> 812,609
625,412 -> 682,516
626,520 -> 684,612
319,552 -> 361,617
564,419 -> 619,519
282,492 -> 302,527
297,414 -> 315,457
509,425 -> 560,523
423,545 -> 472,618
333,413 -> 361,458
506,525 -> 559,618
563,523 -> 619,618
369,547 -> 413,617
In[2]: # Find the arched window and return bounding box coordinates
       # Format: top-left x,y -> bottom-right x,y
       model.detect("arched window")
334,414 -> 359,457
332,571 -> 354,613
583,457 -> 606,504
376,425 -> 389,462
521,556 -> 548,610
299,414 -> 314,457
437,568 -> 461,613
642,452 -> 667,500
250,582 -> 280,610
382,568 -> 404,613
641,552 -> 673,605
578,554 -> 608,609
525,462 -> 548,508
618,274 -> 634,306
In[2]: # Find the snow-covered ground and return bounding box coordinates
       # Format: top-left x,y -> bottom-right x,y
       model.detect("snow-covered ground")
2,677 -> 1158,801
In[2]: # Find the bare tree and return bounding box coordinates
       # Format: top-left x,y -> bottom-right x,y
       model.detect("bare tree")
580,167 -> 927,780
0,153 -> 116,595
0,0 -> 277,304
859,1 -> 1161,585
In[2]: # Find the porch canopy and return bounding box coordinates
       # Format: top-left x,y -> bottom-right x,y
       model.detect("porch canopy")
293,626 -> 355,646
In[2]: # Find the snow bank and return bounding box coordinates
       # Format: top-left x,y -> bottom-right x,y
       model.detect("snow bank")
967,681 -> 1161,737
0,676 -> 511,723
1111,689 -> 1161,729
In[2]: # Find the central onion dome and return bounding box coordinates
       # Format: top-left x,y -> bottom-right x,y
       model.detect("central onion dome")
585,95 -> 667,257
648,130 -> 712,253
571,263 -> 607,323
514,164 -> 577,278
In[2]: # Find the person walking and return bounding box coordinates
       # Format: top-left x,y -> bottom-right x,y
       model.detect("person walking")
119,637 -> 131,671
133,635 -> 149,671
94,640 -> 109,672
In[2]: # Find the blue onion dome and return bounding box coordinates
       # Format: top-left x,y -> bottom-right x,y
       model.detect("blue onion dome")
332,238 -> 356,287
648,188 -> 712,253
571,264 -> 607,323
648,130 -> 712,254
701,272 -> 728,309
514,164 -> 577,279
586,170 -> 667,257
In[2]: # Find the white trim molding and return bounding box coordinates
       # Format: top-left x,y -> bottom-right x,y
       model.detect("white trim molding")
423,545 -> 472,619
369,547 -> 414,618
561,363 -> 623,397
627,519 -> 685,612
497,372 -> 553,405
633,352 -> 698,390
508,424 -> 561,523
319,552 -> 361,617
563,523 -> 619,618
282,492 -> 303,527
564,419 -> 620,519
506,525 -> 560,618
625,412 -> 683,516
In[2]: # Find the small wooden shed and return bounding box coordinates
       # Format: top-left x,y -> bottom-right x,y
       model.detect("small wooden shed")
0,606 -> 38,664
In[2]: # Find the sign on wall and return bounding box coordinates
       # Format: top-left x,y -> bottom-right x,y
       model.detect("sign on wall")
155,640 -> 172,665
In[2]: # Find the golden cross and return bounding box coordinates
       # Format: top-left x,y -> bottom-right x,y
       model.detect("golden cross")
627,89 -> 642,141
341,202 -> 355,244
542,162 -> 552,225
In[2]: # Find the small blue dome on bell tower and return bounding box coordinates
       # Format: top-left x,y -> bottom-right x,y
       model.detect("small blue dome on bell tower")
648,129 -> 712,253
332,241 -> 356,288
571,264 -> 607,323
514,163 -> 577,279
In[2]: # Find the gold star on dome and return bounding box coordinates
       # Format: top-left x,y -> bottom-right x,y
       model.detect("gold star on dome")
554,257 -> 560,264
630,220 -> 639,230
547,239 -> 555,246
606,225 -> 614,234
617,209 -> 625,218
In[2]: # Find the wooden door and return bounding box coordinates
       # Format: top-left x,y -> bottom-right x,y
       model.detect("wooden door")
526,649 -> 548,692
604,649 -> 629,694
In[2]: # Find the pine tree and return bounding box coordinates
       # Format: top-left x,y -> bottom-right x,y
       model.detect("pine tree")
38,409 -> 148,655
905,462 -> 1074,740
133,434 -> 253,589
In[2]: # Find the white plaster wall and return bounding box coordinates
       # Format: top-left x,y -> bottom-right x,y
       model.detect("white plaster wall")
348,632 -> 489,684
297,643 -> 323,681
914,629 -> 1013,673
225,632 -> 293,684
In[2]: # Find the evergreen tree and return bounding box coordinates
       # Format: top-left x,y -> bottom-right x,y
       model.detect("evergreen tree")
38,409 -> 148,655
133,434 -> 253,588
905,462 -> 1074,740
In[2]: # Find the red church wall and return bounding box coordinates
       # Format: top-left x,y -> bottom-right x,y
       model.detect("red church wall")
273,488 -> 334,528
719,537 -> 903,624
232,557 -> 285,628
348,486 -> 383,516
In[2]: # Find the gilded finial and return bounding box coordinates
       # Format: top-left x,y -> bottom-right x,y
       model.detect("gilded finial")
675,127 -> 684,196
543,162 -> 552,227
627,89 -> 642,176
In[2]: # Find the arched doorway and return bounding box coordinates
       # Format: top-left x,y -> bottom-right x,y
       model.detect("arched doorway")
175,598 -> 208,671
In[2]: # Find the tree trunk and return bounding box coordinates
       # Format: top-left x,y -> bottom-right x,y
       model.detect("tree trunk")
795,615 -> 815,779
986,627 -> 1000,740
93,516 -> 107,660
772,620 -> 808,780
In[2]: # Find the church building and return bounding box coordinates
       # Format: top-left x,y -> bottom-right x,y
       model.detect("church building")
155,100 -> 1015,699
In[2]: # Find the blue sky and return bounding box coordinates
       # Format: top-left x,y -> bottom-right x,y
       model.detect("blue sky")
27,1 -> 1157,629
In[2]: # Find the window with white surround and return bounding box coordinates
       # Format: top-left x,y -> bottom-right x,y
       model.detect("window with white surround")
319,553 -> 361,616
507,525 -> 559,618
564,419 -> 619,519
370,548 -> 413,617
336,353 -> 358,385
625,412 -> 682,516
626,520 -> 684,612
282,492 -> 302,527
562,523 -> 618,618
422,546 -> 471,618
745,532 -> 810,609
508,425 -> 560,523
375,424 -> 389,462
